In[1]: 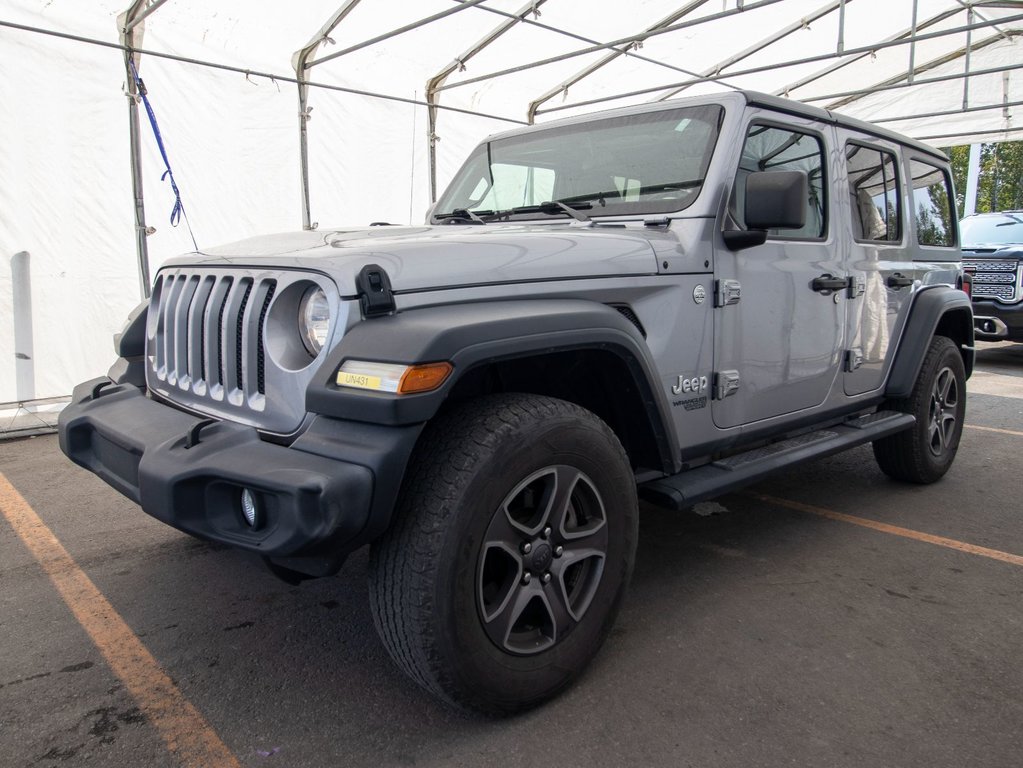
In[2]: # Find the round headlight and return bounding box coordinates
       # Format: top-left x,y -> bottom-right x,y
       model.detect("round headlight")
298,286 -> 330,356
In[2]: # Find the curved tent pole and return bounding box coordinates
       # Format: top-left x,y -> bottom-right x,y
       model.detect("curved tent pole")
434,0 -> 789,97
292,0 -> 365,231
822,32 -> 1013,112
536,10 -> 1023,118
654,0 -> 850,103
294,0 -> 490,227
118,0 -> 171,299
525,0 -> 714,124
426,0 -> 548,203
774,7 -> 962,99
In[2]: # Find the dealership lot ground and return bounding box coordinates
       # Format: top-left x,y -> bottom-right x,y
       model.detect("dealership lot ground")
2,343 -> 1021,768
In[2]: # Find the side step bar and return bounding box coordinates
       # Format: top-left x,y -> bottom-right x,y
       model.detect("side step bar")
640,410 -> 915,511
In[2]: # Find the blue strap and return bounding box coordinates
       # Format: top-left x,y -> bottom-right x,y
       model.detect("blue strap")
128,58 -> 198,250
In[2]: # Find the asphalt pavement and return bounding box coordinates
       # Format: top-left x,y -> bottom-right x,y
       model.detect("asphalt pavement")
1,343 -> 1021,768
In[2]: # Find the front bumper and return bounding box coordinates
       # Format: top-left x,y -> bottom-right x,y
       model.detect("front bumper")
58,378 -> 421,576
972,299 -> 1023,342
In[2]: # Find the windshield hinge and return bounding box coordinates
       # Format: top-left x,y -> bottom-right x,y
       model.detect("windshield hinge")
356,264 -> 396,318
715,279 -> 742,307
643,217 -> 670,228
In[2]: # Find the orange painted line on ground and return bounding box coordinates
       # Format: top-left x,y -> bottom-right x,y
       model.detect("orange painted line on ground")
750,492 -> 1023,568
965,424 -> 1023,438
0,473 -> 241,768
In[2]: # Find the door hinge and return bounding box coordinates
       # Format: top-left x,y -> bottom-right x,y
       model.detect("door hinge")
715,279 -> 742,307
848,274 -> 866,299
355,264 -> 395,317
845,348 -> 864,372
714,370 -> 740,400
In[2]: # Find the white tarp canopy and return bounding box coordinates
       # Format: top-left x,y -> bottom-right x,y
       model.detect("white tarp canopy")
2,0 -> 1021,408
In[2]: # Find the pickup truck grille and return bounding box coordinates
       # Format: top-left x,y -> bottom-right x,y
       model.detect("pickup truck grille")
962,257 -> 1020,303
145,267 -> 344,434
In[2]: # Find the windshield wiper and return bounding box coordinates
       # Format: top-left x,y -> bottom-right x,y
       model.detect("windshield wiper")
433,208 -> 489,224
481,200 -> 593,222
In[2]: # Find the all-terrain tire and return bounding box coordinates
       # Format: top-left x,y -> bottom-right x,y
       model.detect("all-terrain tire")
368,393 -> 638,715
873,335 -> 966,483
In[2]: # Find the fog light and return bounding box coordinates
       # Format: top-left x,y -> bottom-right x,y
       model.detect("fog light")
240,488 -> 260,528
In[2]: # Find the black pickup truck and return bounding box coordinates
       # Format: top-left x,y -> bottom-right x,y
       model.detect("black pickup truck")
961,211 -> 1023,342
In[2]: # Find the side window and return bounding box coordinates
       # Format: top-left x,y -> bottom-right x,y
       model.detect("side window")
732,124 -> 826,239
909,159 -> 956,247
845,143 -> 900,242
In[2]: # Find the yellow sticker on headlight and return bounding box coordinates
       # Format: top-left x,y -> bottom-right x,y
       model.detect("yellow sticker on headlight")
337,371 -> 384,390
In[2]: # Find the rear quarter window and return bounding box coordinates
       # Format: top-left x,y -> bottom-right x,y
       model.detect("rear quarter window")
909,158 -> 956,248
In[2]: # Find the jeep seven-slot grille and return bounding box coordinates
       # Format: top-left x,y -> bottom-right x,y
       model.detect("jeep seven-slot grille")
962,257 -> 1021,303
149,271 -> 277,408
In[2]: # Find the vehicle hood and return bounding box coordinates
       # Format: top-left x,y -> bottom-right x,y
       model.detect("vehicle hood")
167,224 -> 666,295
962,243 -> 1023,254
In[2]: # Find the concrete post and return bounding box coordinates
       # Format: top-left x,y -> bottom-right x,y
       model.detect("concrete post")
11,251 -> 35,403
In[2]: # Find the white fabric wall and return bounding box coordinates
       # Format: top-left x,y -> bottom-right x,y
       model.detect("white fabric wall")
1,0 -> 1020,403
1,1 -> 137,403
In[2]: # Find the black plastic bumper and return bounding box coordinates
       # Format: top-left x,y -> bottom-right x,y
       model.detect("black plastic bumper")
58,378 -> 422,576
973,299 -> 1023,342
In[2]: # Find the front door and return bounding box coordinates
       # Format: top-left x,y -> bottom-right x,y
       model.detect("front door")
713,116 -> 845,429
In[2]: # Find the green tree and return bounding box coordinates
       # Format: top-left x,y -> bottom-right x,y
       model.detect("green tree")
943,140 -> 1023,217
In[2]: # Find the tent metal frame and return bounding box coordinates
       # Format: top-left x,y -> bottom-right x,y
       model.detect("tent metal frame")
100,0 -> 1023,288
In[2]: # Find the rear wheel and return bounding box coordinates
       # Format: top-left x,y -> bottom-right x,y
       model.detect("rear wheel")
368,393 -> 638,715
873,335 -> 966,483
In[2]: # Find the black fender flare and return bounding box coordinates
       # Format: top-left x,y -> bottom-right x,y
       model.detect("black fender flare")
885,286 -> 974,399
306,299 -> 679,473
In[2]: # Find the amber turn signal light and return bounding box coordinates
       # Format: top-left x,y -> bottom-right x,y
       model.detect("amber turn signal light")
398,362 -> 454,394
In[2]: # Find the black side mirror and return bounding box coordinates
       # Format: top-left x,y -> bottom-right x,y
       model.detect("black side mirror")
723,170 -> 808,251
745,170 -> 807,229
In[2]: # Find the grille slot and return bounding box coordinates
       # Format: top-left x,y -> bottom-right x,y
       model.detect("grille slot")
962,257 -> 1020,303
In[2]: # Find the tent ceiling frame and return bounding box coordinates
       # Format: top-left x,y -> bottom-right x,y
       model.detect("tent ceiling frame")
918,126 -> 1023,141
775,6 -> 964,97
525,0 -> 716,124
431,0 -> 790,94
305,0 -> 491,69
654,0 -> 851,102
534,10 -> 1023,117
824,30 -> 1015,110
801,59 -> 1023,107
450,0 -> 733,117
871,97 -> 1022,125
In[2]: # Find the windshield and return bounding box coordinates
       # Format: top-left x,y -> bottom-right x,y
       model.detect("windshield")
434,104 -> 724,221
960,213 -> 1023,247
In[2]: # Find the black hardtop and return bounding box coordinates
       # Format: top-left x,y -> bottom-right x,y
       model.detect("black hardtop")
482,89 -> 948,164
742,91 -> 948,162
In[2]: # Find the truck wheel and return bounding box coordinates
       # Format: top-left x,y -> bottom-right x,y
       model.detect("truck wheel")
368,393 -> 638,715
873,335 -> 966,484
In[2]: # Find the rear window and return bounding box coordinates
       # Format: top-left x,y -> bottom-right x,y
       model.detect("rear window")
909,159 -> 956,248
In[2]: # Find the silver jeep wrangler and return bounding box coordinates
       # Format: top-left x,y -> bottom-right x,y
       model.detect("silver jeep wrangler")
59,90 -> 973,714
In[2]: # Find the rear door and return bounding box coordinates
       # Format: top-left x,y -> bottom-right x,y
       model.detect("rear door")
712,114 -> 846,429
840,135 -> 908,395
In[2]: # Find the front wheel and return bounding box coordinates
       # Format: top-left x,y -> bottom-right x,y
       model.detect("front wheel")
873,335 -> 966,483
369,394 -> 638,715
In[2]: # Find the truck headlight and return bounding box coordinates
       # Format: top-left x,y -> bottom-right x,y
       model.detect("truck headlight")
298,286 -> 330,356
